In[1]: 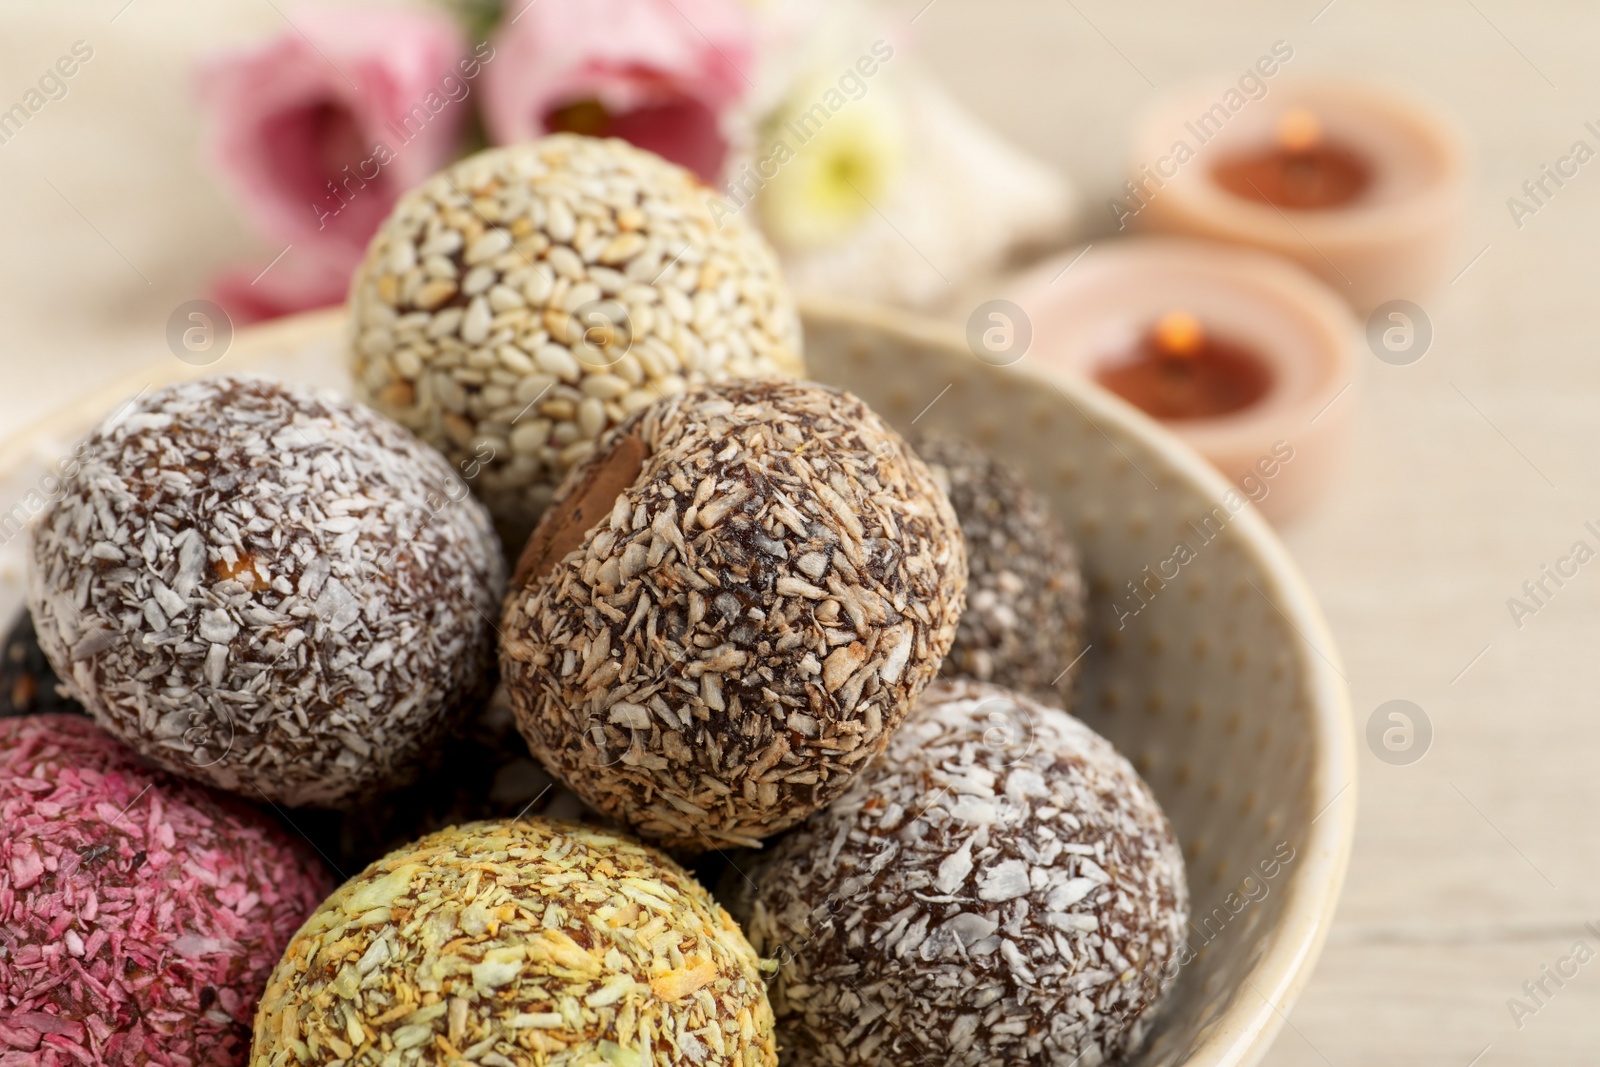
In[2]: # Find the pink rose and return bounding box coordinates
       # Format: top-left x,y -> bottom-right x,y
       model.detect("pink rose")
211,245 -> 355,326
481,0 -> 757,182
198,6 -> 476,262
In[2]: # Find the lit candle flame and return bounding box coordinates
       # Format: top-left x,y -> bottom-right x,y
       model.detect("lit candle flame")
1153,311 -> 1204,359
1277,108 -> 1322,153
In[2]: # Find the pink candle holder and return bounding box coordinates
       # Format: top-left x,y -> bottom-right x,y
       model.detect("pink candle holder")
1124,80 -> 1467,313
1008,239 -> 1360,523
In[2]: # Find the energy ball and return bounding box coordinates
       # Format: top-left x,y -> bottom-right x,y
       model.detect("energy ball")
250,818 -> 777,1067
501,380 -> 966,852
27,376 -> 505,807
916,438 -> 1088,704
348,134 -> 806,548
729,680 -> 1188,1067
0,715 -> 332,1066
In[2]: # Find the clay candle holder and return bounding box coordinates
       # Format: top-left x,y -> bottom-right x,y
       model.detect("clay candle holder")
1127,80 -> 1466,313
1009,239 -> 1359,523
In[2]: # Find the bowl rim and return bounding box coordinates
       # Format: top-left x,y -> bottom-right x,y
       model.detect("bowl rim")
0,298 -> 1356,1067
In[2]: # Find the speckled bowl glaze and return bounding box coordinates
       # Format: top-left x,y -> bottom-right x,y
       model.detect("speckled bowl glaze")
0,297 -> 1354,1067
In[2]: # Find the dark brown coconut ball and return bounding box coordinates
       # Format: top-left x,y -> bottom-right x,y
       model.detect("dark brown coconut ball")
501,379 -> 966,852
0,715 -> 333,1067
26,376 -> 505,807
250,818 -> 778,1067
728,680 -> 1188,1067
916,438 -> 1087,704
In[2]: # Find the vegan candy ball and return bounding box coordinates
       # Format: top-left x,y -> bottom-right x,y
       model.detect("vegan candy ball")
916,437 -> 1087,703
27,376 -> 505,807
501,379 -> 966,851
730,680 -> 1188,1067
250,818 -> 777,1067
0,715 -> 332,1066
348,134 -> 806,547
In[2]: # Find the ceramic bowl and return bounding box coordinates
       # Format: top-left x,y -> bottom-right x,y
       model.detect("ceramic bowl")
0,295 -> 1355,1067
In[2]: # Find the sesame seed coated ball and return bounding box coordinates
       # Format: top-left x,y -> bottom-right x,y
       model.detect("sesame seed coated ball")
500,379 -> 967,852
0,715 -> 333,1067
727,680 -> 1188,1067
250,818 -> 777,1067
916,438 -> 1088,704
26,376 -> 506,807
348,134 -> 806,550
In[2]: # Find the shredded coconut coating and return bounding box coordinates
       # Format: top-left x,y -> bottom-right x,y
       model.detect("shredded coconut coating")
729,680 -> 1188,1067
916,438 -> 1087,704
26,375 -> 506,807
250,818 -> 777,1067
501,380 -> 967,852
348,134 -> 805,548
0,714 -> 333,1066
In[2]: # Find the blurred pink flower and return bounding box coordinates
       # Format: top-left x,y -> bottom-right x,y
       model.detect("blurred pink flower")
211,245 -> 356,325
198,6 -> 482,318
481,0 -> 757,182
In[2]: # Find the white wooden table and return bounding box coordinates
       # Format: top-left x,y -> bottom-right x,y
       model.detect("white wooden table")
3,2 -> 1599,1063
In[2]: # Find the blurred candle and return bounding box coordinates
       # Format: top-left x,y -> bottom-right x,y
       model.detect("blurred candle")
1128,81 -> 1466,313
1095,311 -> 1275,421
1211,108 -> 1374,210
1009,240 -> 1359,523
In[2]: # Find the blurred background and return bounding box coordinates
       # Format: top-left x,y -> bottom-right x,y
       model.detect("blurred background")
3,2 -> 1598,1063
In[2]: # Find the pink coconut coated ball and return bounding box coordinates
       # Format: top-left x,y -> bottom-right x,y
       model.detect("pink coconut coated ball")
0,715 -> 334,1066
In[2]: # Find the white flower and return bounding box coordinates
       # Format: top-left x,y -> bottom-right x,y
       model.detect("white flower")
757,72 -> 907,248
774,70 -> 1078,309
